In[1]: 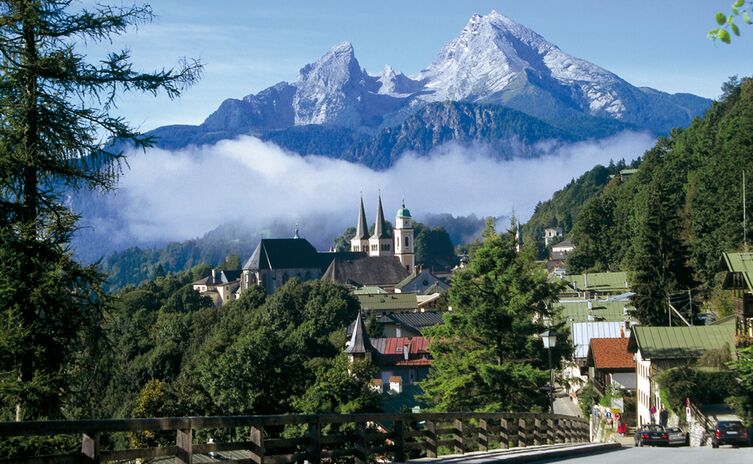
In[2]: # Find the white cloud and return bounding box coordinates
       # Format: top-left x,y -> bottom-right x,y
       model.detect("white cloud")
113,131 -> 656,247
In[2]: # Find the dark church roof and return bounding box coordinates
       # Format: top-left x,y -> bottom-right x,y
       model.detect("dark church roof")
321,255 -> 409,288
242,238 -> 321,271
243,238 -> 367,273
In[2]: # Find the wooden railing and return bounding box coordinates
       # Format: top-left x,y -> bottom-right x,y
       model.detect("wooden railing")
0,412 -> 590,463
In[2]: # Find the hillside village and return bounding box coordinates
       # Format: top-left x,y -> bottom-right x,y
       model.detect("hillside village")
187,190 -> 753,435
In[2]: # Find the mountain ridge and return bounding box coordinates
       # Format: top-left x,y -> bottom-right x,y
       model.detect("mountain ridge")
142,11 -> 709,169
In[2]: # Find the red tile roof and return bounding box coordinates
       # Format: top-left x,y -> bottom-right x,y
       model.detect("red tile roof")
371,336 -> 432,367
589,337 -> 635,370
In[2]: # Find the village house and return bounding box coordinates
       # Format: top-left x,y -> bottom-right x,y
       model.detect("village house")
191,269 -> 241,306
345,313 -> 432,399
628,325 -> 735,426
559,271 -> 631,299
563,321 -> 629,398
586,337 -> 636,394
721,251 -> 753,337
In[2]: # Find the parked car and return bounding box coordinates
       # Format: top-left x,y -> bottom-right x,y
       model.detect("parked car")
711,420 -> 749,448
635,424 -> 668,447
665,426 -> 687,446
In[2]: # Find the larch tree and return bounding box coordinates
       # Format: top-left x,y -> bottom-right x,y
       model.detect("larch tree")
0,0 -> 200,420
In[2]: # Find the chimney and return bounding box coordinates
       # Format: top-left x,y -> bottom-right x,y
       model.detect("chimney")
370,379 -> 383,393
211,268 -> 217,282
389,376 -> 403,394
403,343 -> 410,361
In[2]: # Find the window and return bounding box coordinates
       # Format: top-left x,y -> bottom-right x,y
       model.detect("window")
404,236 -> 409,247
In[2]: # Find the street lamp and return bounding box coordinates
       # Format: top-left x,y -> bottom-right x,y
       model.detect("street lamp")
541,329 -> 557,414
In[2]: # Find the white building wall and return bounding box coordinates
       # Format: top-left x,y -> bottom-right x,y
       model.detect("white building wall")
636,350 -> 653,426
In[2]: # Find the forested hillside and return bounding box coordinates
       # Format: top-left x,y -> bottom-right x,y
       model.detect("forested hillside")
86,271 -> 378,423
522,160 -> 639,256
555,77 -> 753,317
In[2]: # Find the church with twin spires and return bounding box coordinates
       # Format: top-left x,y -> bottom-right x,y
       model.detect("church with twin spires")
350,194 -> 415,274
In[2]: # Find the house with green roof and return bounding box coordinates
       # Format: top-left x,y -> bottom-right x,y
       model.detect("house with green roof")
559,271 -> 631,299
554,300 -> 633,324
721,251 -> 753,336
628,325 -> 735,426
356,293 -> 418,313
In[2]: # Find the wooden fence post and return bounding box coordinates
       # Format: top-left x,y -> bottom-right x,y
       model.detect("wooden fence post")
534,417 -> 543,446
517,417 -> 527,447
393,420 -> 406,462
453,418 -> 464,454
499,417 -> 509,449
308,417 -> 321,464
554,418 -> 562,443
426,420 -> 437,458
176,428 -> 192,464
81,432 -> 100,463
478,418 -> 488,452
250,425 -> 265,464
355,422 -> 368,464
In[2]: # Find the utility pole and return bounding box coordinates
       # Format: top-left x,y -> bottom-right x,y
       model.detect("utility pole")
668,296 -> 672,327
688,289 -> 693,325
745,170 -> 747,251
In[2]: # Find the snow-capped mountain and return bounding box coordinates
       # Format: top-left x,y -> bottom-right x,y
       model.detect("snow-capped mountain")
147,10 -> 711,164
415,11 -> 628,116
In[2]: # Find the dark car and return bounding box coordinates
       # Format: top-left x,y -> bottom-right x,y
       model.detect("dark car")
711,420 -> 749,448
635,424 -> 668,447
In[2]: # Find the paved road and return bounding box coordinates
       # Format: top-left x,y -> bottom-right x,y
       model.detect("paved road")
530,446 -> 753,463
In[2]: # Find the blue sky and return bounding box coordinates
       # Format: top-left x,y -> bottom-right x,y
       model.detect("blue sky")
89,0 -> 753,130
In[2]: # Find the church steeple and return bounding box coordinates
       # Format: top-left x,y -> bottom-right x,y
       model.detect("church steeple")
369,193 -> 393,256
372,193 -> 390,240
350,195 -> 370,252
394,198 -> 415,273
344,311 -> 373,358
355,196 -> 369,240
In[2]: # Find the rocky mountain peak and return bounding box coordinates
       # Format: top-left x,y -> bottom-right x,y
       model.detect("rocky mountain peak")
293,42 -> 369,126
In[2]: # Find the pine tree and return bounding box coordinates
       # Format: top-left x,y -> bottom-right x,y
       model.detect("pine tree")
420,220 -> 567,412
0,1 -> 200,420
631,177 -> 693,326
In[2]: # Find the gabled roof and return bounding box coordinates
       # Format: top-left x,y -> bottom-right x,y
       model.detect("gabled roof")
321,255 -> 409,288
192,269 -> 241,286
628,325 -> 736,360
588,338 -> 635,370
721,252 -> 753,292
562,272 -> 631,293
354,196 -> 370,240
371,194 -> 391,239
242,238 -> 321,271
380,311 -> 444,331
395,269 -> 450,294
356,293 -> 418,312
555,300 -> 632,323
370,337 -> 431,366
571,321 -> 627,359
344,312 -> 374,354
552,239 -> 574,249
352,286 -> 388,294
